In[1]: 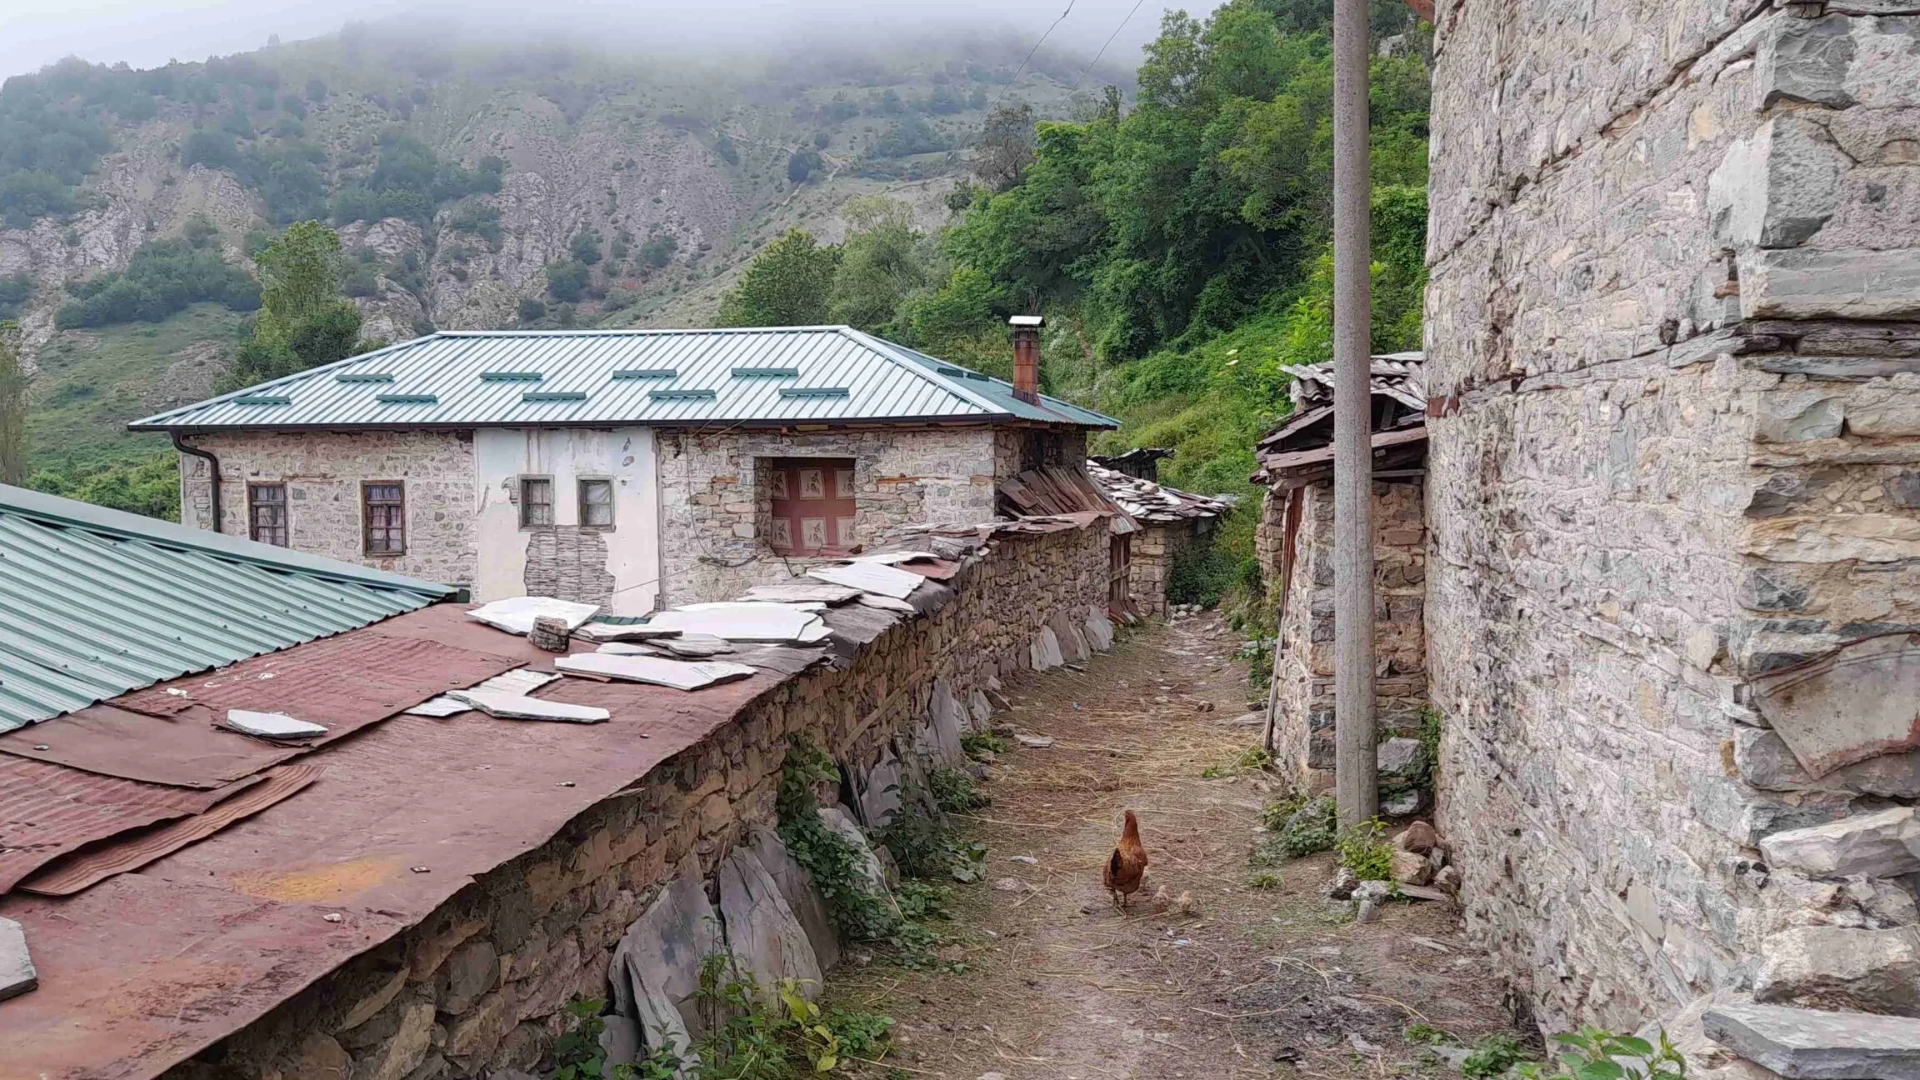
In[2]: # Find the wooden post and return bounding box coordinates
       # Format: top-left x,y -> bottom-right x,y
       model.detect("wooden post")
1331,0 -> 1377,828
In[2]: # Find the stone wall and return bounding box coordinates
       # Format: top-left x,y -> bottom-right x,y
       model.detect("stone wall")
655,426 -> 1005,605
1264,479 -> 1428,792
177,430 -> 479,588
1128,523 -> 1188,619
1426,0 -> 1920,1031
159,520 -> 1111,1080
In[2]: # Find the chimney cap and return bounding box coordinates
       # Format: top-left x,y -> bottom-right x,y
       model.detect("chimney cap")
1008,315 -> 1045,328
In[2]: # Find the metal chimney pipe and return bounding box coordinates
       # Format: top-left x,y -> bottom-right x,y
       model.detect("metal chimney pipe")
1009,315 -> 1043,404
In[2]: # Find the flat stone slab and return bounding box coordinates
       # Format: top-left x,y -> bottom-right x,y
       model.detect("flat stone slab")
467,596 -> 600,635
1759,807 -> 1920,879
718,846 -> 823,997
556,653 -> 756,691
738,582 -> 864,604
447,689 -> 610,724
645,604 -> 829,644
807,561 -> 922,600
1756,926 -> 1920,1017
1751,634 -> 1920,778
1704,1002 -> 1920,1080
223,710 -> 327,740
0,916 -> 36,1001
407,668 -> 564,718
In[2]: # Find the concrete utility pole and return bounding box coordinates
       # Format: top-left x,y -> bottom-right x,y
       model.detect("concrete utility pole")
1331,0 -> 1377,827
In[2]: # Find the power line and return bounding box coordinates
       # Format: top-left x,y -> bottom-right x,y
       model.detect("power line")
1072,0 -> 1151,90
994,0 -> 1077,109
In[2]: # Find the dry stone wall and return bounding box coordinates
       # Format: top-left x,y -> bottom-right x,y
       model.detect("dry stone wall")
177,430 -> 479,588
1264,480 -> 1428,793
158,521 -> 1110,1080
1427,0 -> 1920,1033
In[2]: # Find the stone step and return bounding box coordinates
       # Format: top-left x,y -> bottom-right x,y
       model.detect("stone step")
1704,1002 -> 1920,1080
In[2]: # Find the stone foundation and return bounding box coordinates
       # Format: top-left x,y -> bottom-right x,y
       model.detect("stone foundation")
159,520 -> 1110,1080
1264,479 -> 1428,792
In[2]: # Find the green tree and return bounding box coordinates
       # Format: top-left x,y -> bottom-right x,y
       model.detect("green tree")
221,221 -> 366,389
0,322 -> 26,486
828,198 -> 936,337
716,229 -> 841,328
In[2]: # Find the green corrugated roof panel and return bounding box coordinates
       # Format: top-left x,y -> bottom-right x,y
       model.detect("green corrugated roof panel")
131,327 -> 1120,431
0,483 -> 454,731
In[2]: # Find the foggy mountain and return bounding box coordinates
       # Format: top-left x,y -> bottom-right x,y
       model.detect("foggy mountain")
0,19 -> 1131,477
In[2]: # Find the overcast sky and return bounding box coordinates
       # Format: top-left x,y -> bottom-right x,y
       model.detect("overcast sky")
1,0 -> 1182,81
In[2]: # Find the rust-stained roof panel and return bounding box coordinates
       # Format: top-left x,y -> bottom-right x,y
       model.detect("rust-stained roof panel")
0,758 -> 258,893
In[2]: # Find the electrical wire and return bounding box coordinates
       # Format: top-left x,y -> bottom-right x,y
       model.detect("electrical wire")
993,0 -> 1078,109
1072,0 -> 1151,90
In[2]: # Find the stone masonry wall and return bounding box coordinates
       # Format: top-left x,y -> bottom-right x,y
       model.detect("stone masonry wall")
1427,0 -> 1920,1031
1266,479 -> 1428,792
1129,523 -> 1189,618
177,431 -> 479,588
656,426 -> 1006,605
161,521 -> 1111,1080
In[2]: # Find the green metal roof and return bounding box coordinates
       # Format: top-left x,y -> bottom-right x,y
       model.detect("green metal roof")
130,327 -> 1120,432
0,484 -> 455,731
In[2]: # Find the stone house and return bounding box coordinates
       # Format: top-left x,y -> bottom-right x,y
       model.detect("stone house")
1254,354 -> 1429,793
133,321 -> 1114,612
1086,459 -> 1235,618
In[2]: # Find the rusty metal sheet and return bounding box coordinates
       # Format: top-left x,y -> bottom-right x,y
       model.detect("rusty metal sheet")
0,660 -> 789,1080
0,757 -> 261,893
0,608 -> 531,788
20,766 -> 319,897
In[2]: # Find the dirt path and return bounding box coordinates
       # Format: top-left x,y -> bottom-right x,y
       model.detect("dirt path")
829,614 -> 1518,1080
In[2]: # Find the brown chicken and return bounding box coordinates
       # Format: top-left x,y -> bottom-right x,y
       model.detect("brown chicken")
1103,810 -> 1149,909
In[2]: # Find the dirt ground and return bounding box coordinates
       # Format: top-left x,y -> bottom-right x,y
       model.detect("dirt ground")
827,614 -> 1520,1080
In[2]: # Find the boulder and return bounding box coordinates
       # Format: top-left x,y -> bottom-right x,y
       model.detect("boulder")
1642,992 -> 1790,1080
1377,738 -> 1427,785
744,827 -> 839,971
1755,926 -> 1920,1017
610,873 -> 722,1050
1759,807 -> 1920,878
717,846 -> 824,999
1704,1001 -> 1920,1080
1383,789 -> 1422,817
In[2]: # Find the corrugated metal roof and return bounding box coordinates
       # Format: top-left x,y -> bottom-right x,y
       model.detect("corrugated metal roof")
130,327 -> 1120,432
0,484 -> 454,731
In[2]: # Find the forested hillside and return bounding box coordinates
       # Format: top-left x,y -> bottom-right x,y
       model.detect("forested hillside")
712,0 -> 1432,605
0,23 -> 1112,506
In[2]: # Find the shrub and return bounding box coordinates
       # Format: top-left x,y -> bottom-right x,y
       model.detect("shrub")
446,201 -> 503,250
55,234 -> 259,328
961,732 -> 1008,759
929,766 -> 987,814
1519,1028 -> 1687,1080
568,228 -> 603,266
516,297 -> 548,323
1462,1033 -> 1529,1079
545,260 -> 589,303
638,233 -> 678,269
1336,818 -> 1395,882
1272,795 -> 1337,859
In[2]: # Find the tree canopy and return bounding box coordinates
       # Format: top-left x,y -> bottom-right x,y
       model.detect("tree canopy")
222,220 -> 372,389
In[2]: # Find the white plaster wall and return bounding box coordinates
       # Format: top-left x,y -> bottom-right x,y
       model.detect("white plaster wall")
472,428 -> 661,614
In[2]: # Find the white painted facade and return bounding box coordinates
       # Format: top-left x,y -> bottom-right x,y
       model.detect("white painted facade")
471,427 -> 661,614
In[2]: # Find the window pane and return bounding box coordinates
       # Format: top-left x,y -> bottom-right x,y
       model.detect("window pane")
364,483 -> 405,554
249,484 -> 288,547
521,478 -> 553,527
580,479 -> 613,527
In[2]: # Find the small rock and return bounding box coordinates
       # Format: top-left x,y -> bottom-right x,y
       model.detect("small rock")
1434,864 -> 1462,891
528,615 -> 572,652
1391,849 -> 1434,886
323,913 -> 345,923
992,877 -> 1032,893
0,916 -> 37,1002
1397,884 -> 1450,902
1431,1046 -> 1475,1069
1015,734 -> 1055,749
1353,880 -> 1392,904
979,1073 -> 1010,1080
1230,711 -> 1267,727
1394,821 -> 1442,853
1326,867 -> 1360,900
1356,898 -> 1381,923
1350,1033 -> 1384,1055
1377,737 -> 1427,779
1383,789 -> 1421,817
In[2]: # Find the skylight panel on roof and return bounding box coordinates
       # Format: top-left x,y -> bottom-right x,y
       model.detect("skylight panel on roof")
233,395 -> 292,406
611,369 -> 678,380
731,367 -> 799,378
778,387 -> 851,399
522,391 -> 588,403
376,394 -> 439,405
481,371 -> 545,382
335,373 -> 394,383
649,389 -> 717,401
